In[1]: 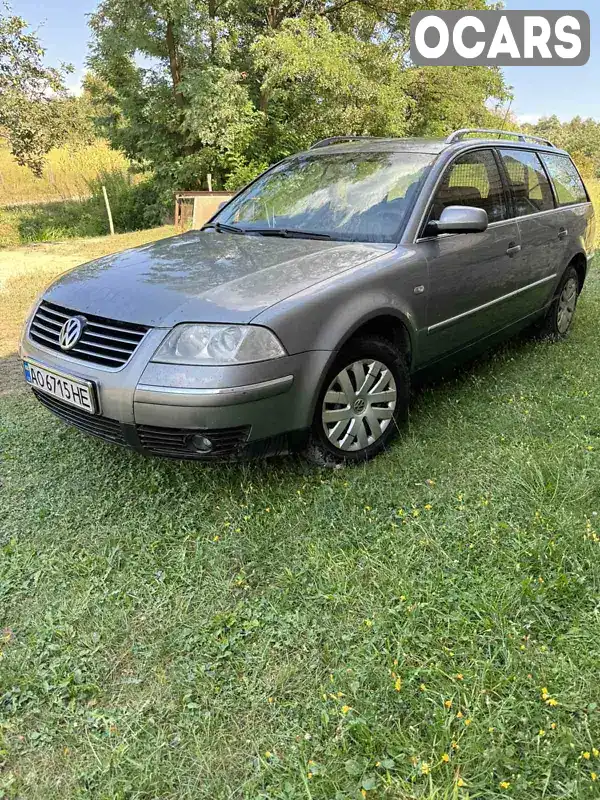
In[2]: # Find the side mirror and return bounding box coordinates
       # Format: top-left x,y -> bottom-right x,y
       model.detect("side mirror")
426,205 -> 488,236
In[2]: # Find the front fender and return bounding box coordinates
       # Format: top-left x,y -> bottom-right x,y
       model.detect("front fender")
253,247 -> 428,360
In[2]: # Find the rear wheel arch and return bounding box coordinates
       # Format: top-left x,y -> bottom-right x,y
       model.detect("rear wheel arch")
567,252 -> 587,292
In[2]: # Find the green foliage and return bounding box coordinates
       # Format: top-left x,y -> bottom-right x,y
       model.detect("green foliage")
0,3 -> 93,175
523,116 -> 600,179
87,0 -> 511,191
0,173 -> 171,245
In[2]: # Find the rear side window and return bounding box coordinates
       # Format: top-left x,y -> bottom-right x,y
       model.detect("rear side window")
429,149 -> 507,224
499,149 -> 555,217
541,154 -> 588,206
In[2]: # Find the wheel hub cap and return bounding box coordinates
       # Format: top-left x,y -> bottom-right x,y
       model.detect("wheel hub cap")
321,359 -> 397,452
557,277 -> 578,334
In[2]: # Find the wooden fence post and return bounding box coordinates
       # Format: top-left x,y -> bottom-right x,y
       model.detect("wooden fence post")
102,185 -> 115,236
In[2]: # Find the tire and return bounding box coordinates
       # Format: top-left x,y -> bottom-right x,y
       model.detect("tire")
538,265 -> 580,339
303,336 -> 410,466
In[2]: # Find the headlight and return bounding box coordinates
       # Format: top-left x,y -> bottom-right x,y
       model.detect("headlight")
152,324 -> 287,365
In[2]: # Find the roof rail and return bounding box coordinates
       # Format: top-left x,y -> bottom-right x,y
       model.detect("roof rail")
446,128 -> 555,148
310,136 -> 379,149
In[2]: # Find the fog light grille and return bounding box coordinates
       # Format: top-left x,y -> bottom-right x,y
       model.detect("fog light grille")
136,425 -> 250,459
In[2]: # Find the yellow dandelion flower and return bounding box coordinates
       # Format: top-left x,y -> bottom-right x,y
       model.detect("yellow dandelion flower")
361,790 -> 367,799
213,534 -> 220,542
551,722 -> 557,730
539,729 -> 546,737
441,753 -> 450,763
546,698 -> 558,707
341,705 -> 352,714
265,507 -> 270,512
591,772 -> 597,782
307,772 -> 313,779
593,748 -> 600,758
456,710 -> 463,718
421,762 -> 430,775
394,676 -> 402,692
464,718 -> 472,726
583,752 -> 591,760
265,751 -> 272,759
499,781 -> 511,790
419,683 -> 427,691
445,699 -> 453,709
425,504 -> 433,511
541,687 -> 549,696
457,778 -> 465,787
337,691 -> 344,698
456,673 -> 464,681
412,508 -> 420,517
268,696 -> 274,703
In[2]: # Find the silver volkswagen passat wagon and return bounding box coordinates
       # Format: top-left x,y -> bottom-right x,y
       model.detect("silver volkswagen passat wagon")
20,129 -> 596,464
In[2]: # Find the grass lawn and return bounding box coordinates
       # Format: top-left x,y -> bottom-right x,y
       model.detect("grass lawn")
1,228 -> 600,799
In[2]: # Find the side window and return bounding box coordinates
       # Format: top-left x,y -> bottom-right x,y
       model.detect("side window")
540,154 -> 588,206
429,149 -> 507,225
499,149 -> 555,217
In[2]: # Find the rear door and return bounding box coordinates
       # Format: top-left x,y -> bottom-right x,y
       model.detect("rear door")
539,152 -> 594,263
497,148 -> 562,316
418,148 -> 522,361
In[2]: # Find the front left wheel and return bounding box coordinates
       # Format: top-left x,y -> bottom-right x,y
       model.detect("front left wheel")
303,336 -> 409,466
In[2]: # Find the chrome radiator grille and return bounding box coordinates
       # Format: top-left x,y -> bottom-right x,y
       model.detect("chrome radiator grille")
29,301 -> 149,369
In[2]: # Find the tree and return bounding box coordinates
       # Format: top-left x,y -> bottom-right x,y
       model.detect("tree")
87,0 -> 511,190
0,3 -> 88,175
522,115 -> 600,178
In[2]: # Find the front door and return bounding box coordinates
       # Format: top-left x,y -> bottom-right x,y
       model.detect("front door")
418,148 -> 522,362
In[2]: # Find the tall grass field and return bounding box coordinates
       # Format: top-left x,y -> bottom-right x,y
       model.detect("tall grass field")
0,142 -> 171,247
0,141 -> 130,205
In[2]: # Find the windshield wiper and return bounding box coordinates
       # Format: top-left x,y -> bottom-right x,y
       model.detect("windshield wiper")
248,228 -> 332,240
201,222 -> 245,235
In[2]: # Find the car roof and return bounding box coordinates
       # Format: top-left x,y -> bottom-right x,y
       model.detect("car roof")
299,135 -> 569,159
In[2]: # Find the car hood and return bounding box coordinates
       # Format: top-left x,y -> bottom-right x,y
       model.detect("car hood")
44,230 -> 394,327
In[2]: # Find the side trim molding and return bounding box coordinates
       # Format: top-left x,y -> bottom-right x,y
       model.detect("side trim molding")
428,274 -> 557,334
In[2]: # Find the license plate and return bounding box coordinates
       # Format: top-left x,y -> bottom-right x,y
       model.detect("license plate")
23,360 -> 97,415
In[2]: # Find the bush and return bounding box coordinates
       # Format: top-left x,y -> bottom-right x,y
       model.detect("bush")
0,170 -> 173,246
86,171 -> 172,233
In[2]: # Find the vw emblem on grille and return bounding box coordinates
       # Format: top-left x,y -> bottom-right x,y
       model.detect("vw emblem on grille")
58,316 -> 86,351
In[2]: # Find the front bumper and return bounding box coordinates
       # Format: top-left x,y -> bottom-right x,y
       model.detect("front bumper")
20,330 -> 331,460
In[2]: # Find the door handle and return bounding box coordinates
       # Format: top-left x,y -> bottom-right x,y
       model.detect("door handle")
506,243 -> 521,257
558,227 -> 569,240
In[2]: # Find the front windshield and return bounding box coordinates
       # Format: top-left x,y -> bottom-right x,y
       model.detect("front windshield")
215,150 -> 434,243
